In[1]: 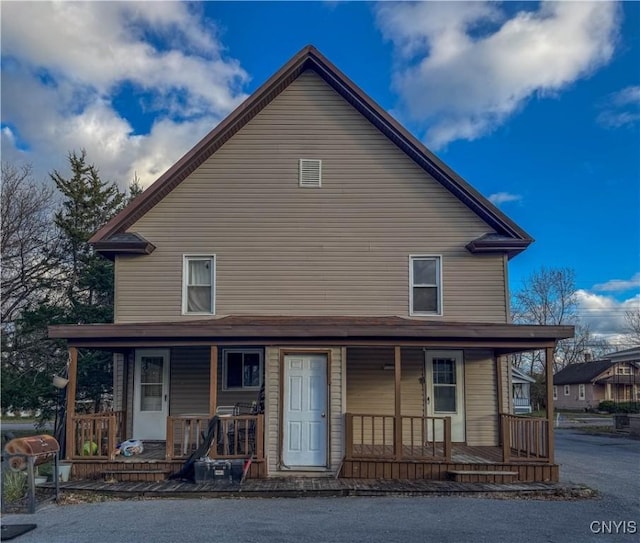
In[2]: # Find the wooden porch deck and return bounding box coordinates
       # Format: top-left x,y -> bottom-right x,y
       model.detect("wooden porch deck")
69,441 -> 556,484
79,442 -> 505,465
351,444 -> 504,464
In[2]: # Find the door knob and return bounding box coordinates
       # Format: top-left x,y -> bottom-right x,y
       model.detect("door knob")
321,412 -> 326,418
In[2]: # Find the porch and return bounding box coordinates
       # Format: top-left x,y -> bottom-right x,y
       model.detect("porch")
66,410 -> 553,483
49,316 -> 573,484
66,412 -> 266,481
341,412 -> 555,483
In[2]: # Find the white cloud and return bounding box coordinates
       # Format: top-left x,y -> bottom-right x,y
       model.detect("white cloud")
593,273 -> 640,292
597,85 -> 640,129
376,1 -> 620,149
488,192 -> 522,206
576,289 -> 639,340
1,1 -> 249,188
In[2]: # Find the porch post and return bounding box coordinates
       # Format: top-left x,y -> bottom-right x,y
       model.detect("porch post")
545,346 -> 555,464
496,355 -> 505,456
496,355 -> 504,414
65,346 -> 78,460
394,346 -> 402,460
209,345 -> 218,417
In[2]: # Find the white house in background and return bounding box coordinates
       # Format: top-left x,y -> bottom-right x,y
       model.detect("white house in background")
512,367 -> 535,414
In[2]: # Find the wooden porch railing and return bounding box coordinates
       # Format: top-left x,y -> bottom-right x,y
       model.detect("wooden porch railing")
501,414 -> 549,462
166,415 -> 210,460
344,413 -> 451,461
69,411 -> 124,461
166,414 -> 264,461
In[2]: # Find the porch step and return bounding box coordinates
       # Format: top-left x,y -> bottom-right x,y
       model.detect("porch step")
102,469 -> 170,483
447,470 -> 519,484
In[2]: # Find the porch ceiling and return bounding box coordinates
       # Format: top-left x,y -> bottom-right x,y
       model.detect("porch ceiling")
48,315 -> 573,352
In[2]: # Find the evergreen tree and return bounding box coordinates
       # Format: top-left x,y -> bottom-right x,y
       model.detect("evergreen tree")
2,151 -> 138,419
49,150 -> 129,410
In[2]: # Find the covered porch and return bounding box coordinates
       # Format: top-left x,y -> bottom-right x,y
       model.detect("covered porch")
49,316 -> 573,483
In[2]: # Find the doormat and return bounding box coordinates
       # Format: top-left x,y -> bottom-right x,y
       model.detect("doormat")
1,524 -> 37,541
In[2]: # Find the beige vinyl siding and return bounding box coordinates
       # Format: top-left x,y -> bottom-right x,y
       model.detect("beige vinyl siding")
125,351 -> 134,439
112,353 -> 125,412
166,347 -> 261,416
115,70 -> 507,323
346,348 -> 424,444
329,348 -> 343,472
464,350 -> 498,446
265,347 -> 343,475
169,347 -> 209,416
265,347 -> 279,474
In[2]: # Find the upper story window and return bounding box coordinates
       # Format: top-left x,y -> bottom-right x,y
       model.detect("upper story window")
183,256 -> 215,314
409,255 -> 442,316
616,365 -> 632,375
553,386 -> 557,400
222,349 -> 263,390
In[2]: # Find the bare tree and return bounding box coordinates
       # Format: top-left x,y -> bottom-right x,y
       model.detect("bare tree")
624,307 -> 640,345
511,266 -> 609,374
1,162 -> 62,323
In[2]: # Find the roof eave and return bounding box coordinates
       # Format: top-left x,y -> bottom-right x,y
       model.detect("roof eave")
466,237 -> 532,259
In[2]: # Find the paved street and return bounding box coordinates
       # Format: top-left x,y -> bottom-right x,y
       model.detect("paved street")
2,429 -> 638,543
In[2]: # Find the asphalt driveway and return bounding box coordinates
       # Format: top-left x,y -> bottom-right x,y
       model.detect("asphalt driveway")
1,429 -> 638,543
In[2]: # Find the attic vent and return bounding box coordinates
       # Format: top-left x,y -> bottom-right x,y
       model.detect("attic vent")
299,159 -> 322,188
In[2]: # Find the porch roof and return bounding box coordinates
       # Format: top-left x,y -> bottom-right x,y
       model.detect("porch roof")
49,315 -> 573,353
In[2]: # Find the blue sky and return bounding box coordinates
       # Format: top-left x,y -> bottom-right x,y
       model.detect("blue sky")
1,1 -> 639,345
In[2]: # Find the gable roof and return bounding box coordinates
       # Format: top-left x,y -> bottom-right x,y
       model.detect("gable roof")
553,359 -> 614,385
608,346 -> 640,361
90,45 -> 533,256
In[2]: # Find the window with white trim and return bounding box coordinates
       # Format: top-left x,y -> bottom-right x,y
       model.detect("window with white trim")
578,384 -> 585,400
410,256 -> 442,315
553,386 -> 557,400
183,256 -> 215,314
616,365 -> 632,375
564,385 -> 570,396
223,349 -> 263,390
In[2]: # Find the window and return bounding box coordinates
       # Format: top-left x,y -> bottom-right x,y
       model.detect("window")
564,385 -> 570,396
553,386 -> 557,400
183,256 -> 215,314
432,357 -> 457,412
578,384 -> 585,400
223,349 -> 263,390
409,256 -> 442,315
616,365 -> 632,375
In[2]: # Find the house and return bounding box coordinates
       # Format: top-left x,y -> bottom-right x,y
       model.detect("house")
553,347 -> 640,411
48,45 -> 573,484
511,367 -> 535,414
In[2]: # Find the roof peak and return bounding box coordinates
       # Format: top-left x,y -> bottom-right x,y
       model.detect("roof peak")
90,45 -> 532,254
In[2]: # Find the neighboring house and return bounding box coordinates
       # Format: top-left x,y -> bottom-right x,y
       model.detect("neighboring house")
553,347 -> 640,411
49,46 -> 573,484
511,367 -> 535,414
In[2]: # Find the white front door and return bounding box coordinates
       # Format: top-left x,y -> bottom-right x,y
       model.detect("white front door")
133,349 -> 170,440
282,354 -> 328,468
425,350 -> 465,442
